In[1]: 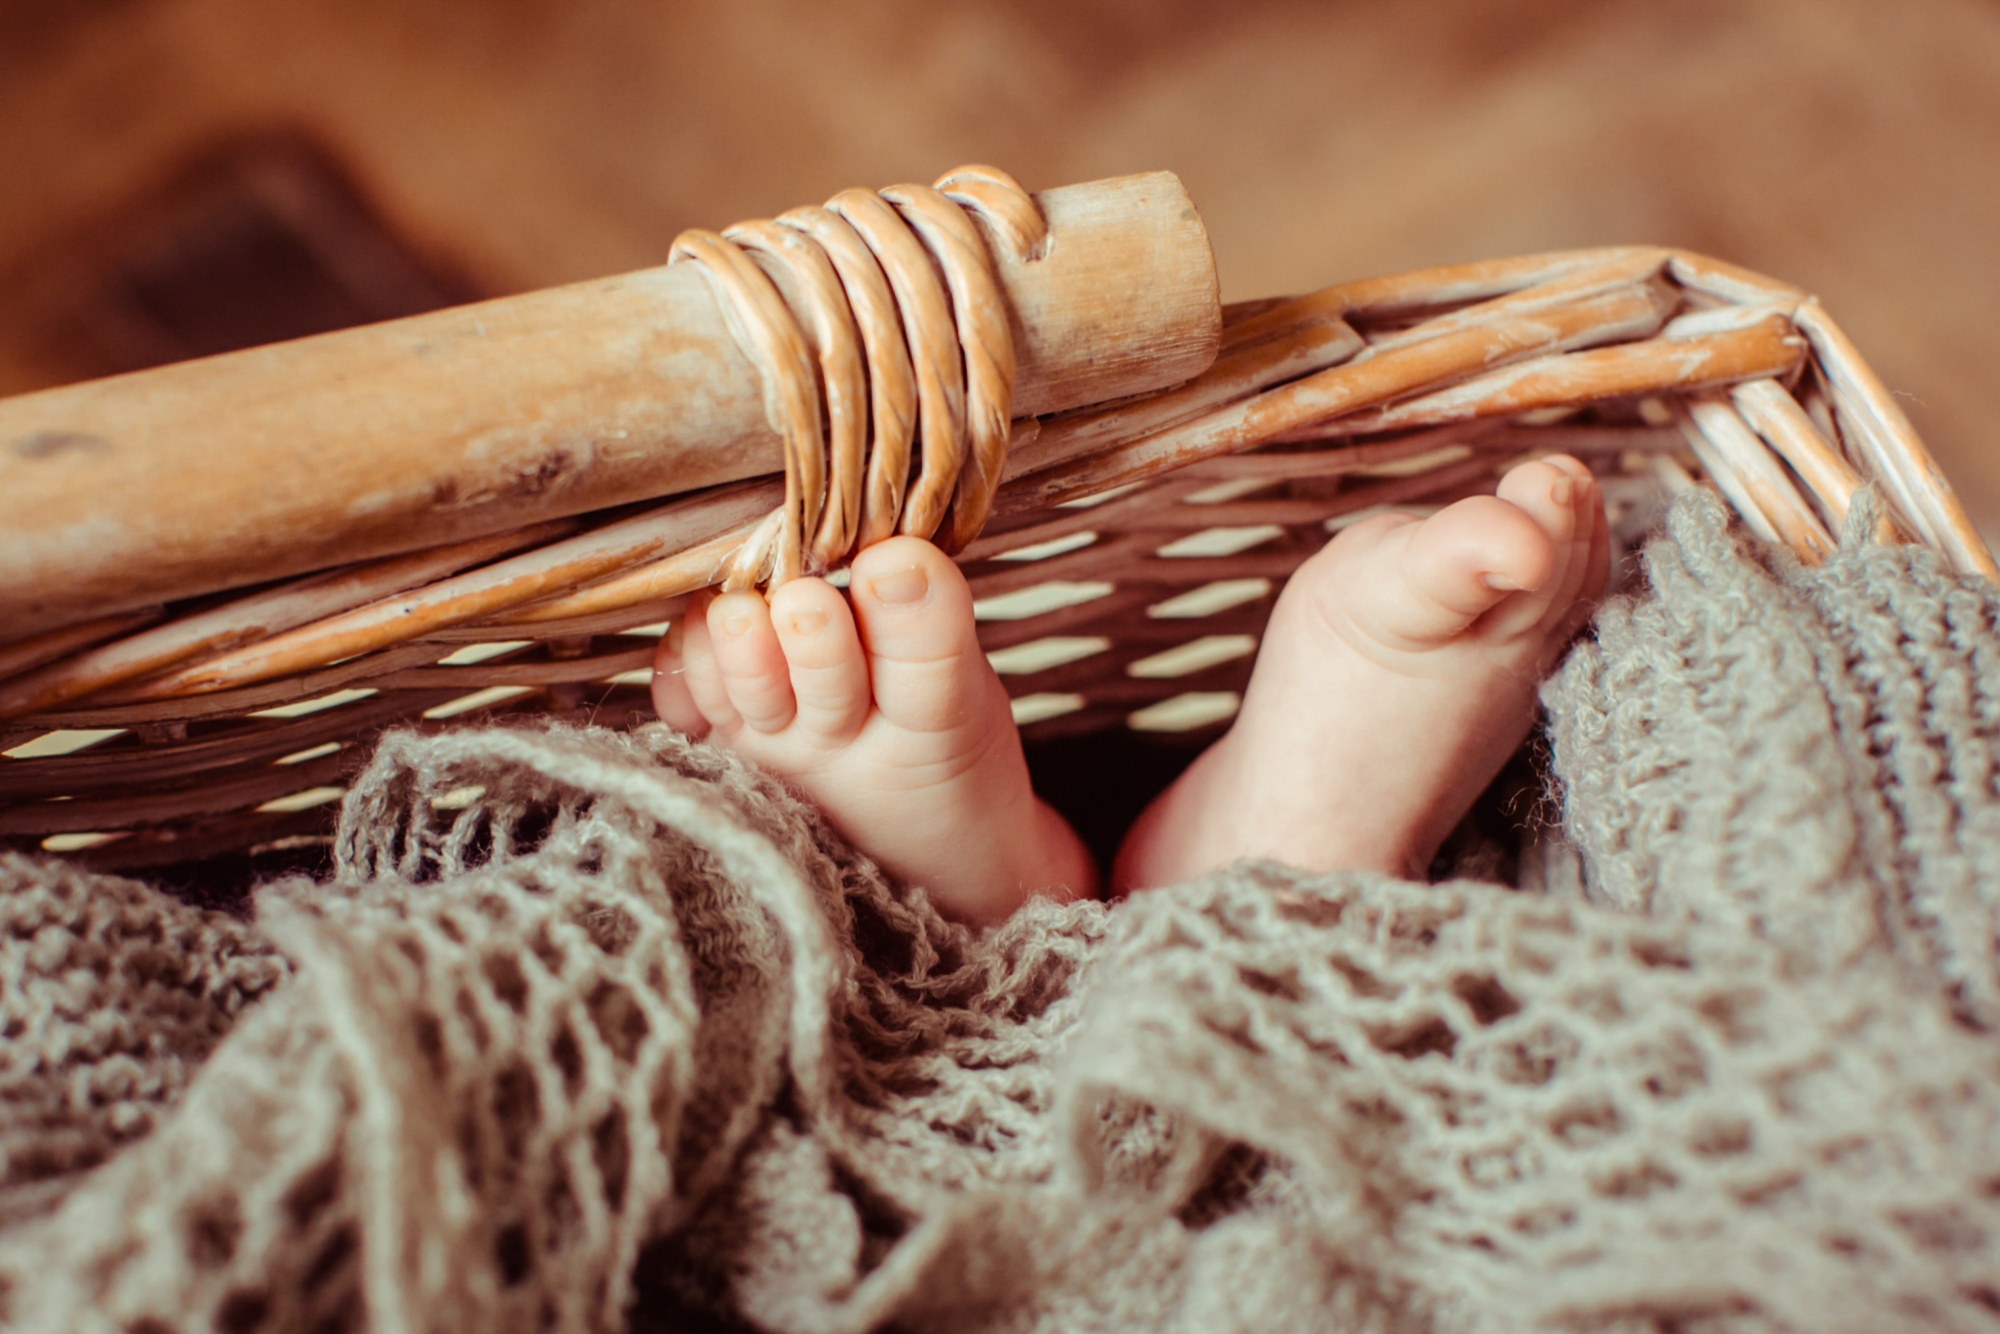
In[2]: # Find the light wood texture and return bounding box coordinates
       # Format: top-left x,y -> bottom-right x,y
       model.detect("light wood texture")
996,266 -> 1681,513
0,610 -> 161,684
119,483 -> 776,697
0,524 -> 571,718
1728,378 -> 1887,541
0,171 -> 1220,638
1682,397 -> 1835,564
1793,302 -> 1999,580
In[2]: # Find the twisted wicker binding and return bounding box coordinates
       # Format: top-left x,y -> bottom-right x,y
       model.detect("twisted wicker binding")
673,165 -> 1046,588
2,213 -> 1993,869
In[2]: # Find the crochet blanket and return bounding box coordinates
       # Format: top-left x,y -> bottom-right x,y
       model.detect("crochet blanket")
2,494 -> 1997,1334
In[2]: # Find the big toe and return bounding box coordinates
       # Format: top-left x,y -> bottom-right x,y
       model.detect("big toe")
848,537 -> 1001,735
1330,494 -> 1558,650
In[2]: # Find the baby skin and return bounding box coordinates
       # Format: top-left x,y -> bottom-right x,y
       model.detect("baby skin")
652,455 -> 1607,924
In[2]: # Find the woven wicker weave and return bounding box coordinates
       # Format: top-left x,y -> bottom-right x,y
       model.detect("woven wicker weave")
1,168 -> 1992,873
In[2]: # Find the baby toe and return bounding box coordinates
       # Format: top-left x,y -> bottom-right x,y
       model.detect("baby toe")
707,590 -> 797,734
650,618 -> 714,738
1302,498 -> 1546,651
849,537 -> 998,736
1411,494 -> 1557,621
1495,457 -> 1583,547
673,593 -> 748,733
1547,473 -> 1612,640
770,578 -> 871,743
1540,452 -> 1596,487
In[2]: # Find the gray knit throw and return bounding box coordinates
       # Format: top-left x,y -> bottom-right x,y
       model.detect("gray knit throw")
2,493 -> 1997,1333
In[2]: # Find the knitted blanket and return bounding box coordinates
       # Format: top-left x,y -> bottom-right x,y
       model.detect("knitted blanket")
2,494 -> 1997,1334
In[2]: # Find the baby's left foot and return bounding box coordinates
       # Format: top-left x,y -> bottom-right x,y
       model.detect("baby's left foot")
651,538 -> 1096,925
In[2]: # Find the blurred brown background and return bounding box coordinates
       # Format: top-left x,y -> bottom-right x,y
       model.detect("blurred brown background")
5,0 -> 2000,543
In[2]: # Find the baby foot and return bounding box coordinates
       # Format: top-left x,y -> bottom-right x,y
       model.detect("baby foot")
1112,454 -> 1608,892
652,537 -> 1096,924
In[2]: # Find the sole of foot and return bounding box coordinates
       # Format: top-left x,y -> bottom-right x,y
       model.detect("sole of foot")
1112,454 -> 1609,893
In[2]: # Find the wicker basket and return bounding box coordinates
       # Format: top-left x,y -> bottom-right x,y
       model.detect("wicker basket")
1,167 -> 1991,874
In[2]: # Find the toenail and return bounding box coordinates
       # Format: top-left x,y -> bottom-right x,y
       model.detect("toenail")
867,565 -> 929,605
1550,477 -> 1575,505
786,607 -> 829,636
716,605 -> 756,637
1483,572 -> 1530,592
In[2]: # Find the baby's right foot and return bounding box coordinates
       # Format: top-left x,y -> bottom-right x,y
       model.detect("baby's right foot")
1113,455 -> 1608,892
651,537 -> 1096,925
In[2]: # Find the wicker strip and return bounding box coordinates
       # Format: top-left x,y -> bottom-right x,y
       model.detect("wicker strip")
771,204 -> 916,551
874,181 -> 1032,551
1683,396 -> 1836,562
0,610 -> 163,684
0,524 -> 575,719
117,485 -> 773,699
720,219 -> 868,569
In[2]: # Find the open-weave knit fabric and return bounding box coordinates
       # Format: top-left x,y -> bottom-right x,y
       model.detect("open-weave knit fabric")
2,493 -> 1998,1333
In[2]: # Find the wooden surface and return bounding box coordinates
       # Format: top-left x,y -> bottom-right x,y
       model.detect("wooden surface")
0,172 -> 1218,639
